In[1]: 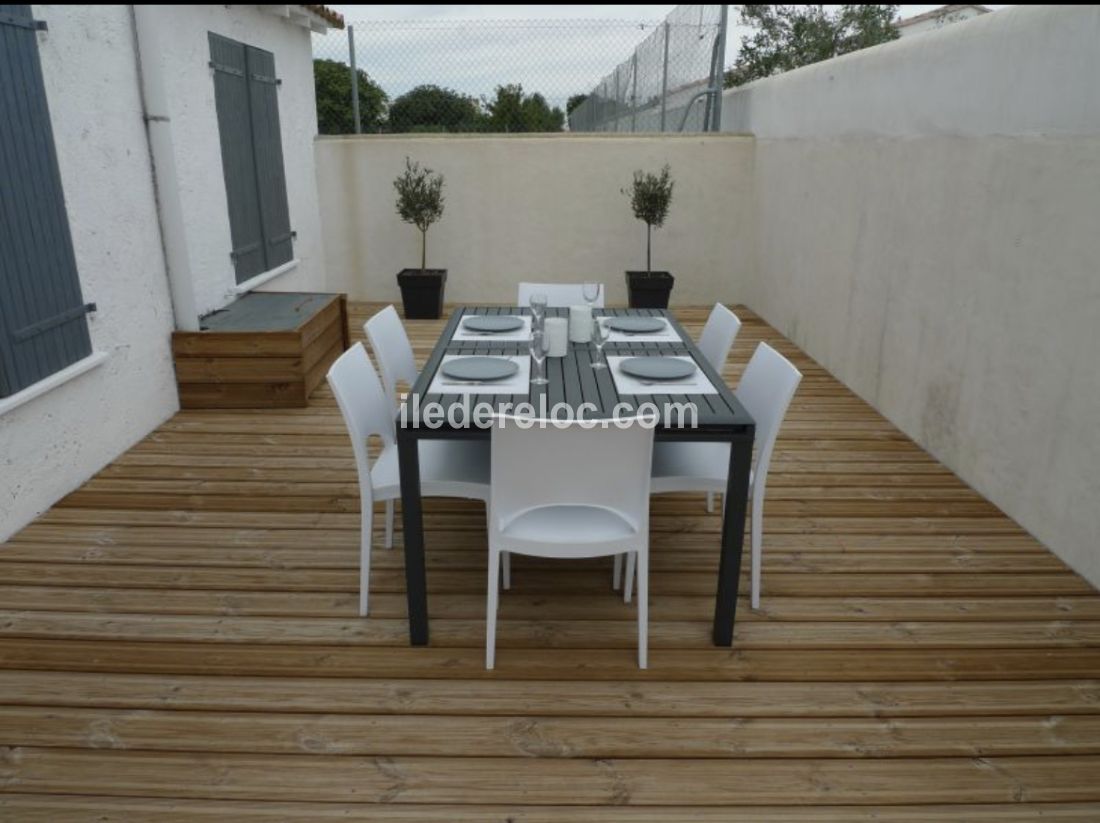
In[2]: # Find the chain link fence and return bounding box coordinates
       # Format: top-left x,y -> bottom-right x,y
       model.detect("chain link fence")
569,5 -> 729,133
311,19 -> 665,134
312,7 -> 729,135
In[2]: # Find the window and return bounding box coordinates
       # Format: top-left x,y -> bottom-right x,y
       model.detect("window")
209,33 -> 293,284
0,5 -> 94,399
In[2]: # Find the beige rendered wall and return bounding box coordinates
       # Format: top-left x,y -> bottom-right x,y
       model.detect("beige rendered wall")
315,134 -> 754,307
730,5 -> 1100,587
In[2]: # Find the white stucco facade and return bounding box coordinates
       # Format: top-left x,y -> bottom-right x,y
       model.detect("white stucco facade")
135,4 -> 329,321
722,4 -> 1100,587
1,5 -> 330,542
1,5 -> 177,541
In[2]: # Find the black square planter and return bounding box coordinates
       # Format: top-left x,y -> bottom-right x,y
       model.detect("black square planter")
396,268 -> 447,320
625,271 -> 674,309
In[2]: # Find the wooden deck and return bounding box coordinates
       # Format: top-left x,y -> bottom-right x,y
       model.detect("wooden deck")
2,303 -> 1099,820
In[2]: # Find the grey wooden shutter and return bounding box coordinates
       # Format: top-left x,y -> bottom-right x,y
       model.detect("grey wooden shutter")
0,4 -> 93,398
246,46 -> 293,270
209,33 -> 265,283
209,34 -> 293,284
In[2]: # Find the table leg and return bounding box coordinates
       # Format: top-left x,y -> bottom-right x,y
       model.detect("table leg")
713,432 -> 754,646
398,428 -> 428,645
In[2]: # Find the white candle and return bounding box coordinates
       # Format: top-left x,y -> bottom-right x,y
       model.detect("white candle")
544,317 -> 568,357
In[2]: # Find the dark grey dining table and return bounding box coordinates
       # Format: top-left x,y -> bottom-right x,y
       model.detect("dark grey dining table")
397,305 -> 756,647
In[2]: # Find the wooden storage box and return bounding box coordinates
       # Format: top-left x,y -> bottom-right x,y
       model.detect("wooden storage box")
171,292 -> 349,409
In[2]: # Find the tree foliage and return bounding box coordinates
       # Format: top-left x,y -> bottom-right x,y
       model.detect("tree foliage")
388,85 -> 484,133
724,5 -> 899,88
566,93 -> 588,115
312,66 -> 568,134
627,165 -> 674,274
313,59 -> 387,134
394,157 -> 445,273
485,84 -> 564,133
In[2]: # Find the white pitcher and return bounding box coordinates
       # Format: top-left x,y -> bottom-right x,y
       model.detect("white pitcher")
568,305 -> 592,343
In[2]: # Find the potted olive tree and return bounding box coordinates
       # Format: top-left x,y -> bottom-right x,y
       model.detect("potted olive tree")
624,164 -> 675,309
394,157 -> 446,319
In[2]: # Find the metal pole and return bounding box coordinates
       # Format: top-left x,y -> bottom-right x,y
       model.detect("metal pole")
348,25 -> 361,134
659,21 -> 670,131
613,66 -> 620,132
711,5 -> 729,131
630,51 -> 638,132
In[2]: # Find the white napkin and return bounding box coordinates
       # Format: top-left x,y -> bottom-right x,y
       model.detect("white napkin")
428,354 -> 531,395
598,315 -> 682,343
451,314 -> 532,342
608,355 -> 718,395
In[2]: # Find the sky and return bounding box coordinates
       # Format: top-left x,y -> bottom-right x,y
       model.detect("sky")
315,5 -> 1008,112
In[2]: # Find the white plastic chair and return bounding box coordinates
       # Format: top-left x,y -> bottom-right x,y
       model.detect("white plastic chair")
487,415 -> 655,669
517,282 -> 605,308
364,304 -> 425,540
364,305 -> 419,412
696,303 -> 742,512
624,342 -> 801,610
327,343 -> 491,616
698,303 -> 742,373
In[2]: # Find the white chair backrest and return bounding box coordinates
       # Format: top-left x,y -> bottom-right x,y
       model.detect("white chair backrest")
735,343 -> 802,481
326,344 -> 397,480
517,282 -> 605,308
489,416 -> 653,536
697,303 -> 742,372
364,305 -> 418,410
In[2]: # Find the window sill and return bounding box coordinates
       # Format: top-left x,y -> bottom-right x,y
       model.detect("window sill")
230,258 -> 299,296
0,350 -> 109,418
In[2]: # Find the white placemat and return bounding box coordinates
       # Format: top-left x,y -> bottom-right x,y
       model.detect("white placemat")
598,315 -> 682,343
451,314 -> 532,342
428,354 -> 530,396
608,355 -> 718,395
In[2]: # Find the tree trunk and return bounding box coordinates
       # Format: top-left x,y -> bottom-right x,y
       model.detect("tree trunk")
420,228 -> 427,275
646,224 -> 652,275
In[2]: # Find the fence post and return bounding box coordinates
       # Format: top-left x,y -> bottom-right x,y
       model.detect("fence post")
630,51 -> 638,132
613,66 -> 620,132
348,25 -> 361,134
659,21 -> 670,132
710,5 -> 729,131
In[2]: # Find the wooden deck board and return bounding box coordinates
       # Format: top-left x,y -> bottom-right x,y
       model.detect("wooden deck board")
1,303 -> 1098,818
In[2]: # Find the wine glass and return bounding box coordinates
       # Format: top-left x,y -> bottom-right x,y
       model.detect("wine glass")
582,282 -> 601,308
529,329 -> 549,386
590,316 -> 608,370
529,291 -> 548,335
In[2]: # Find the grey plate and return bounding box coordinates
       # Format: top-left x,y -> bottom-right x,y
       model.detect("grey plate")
462,315 -> 524,333
619,357 -> 697,381
605,316 -> 666,333
441,356 -> 519,382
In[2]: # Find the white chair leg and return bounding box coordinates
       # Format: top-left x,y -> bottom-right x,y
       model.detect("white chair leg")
612,553 -> 622,590
359,516 -> 371,618
751,496 -> 763,610
706,491 -> 716,513
637,550 -> 649,669
486,549 -> 500,670
384,500 -> 394,549
502,551 -> 511,590
623,552 -> 636,603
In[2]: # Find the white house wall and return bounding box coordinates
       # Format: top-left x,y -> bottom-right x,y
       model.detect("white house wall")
1,6 -> 179,540
139,4 -> 327,319
2,4 -> 328,542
